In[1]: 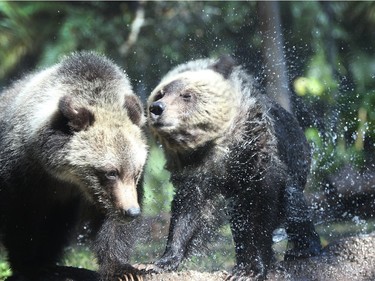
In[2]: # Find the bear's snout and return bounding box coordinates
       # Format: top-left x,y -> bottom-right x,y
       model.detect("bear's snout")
149,101 -> 165,117
123,206 -> 141,219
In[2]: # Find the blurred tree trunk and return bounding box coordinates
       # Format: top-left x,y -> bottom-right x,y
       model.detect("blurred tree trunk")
257,1 -> 292,113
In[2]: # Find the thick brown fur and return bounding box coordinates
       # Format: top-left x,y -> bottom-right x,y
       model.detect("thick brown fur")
144,56 -> 321,280
0,52 -> 148,281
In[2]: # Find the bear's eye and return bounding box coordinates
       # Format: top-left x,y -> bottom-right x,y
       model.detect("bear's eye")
105,170 -> 119,181
180,91 -> 192,101
154,91 -> 164,101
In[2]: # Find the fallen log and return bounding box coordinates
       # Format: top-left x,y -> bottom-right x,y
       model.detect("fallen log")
307,164 -> 375,222
142,232 -> 375,281
7,233 -> 375,281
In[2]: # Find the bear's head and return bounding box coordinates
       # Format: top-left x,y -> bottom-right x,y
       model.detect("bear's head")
45,94 -> 147,220
147,56 -> 239,152
18,52 -> 148,220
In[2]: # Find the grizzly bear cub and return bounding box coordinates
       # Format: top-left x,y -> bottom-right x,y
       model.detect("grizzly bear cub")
145,56 -> 321,280
0,52 -> 148,281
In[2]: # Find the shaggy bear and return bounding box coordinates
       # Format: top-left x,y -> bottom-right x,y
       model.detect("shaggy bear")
144,56 -> 321,280
0,52 -> 148,281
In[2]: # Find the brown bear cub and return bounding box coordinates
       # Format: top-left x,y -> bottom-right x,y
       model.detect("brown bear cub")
0,52 -> 148,281
145,56 -> 321,280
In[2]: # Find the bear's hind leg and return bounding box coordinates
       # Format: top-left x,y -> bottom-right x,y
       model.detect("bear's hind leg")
283,185 -> 321,260
227,198 -> 276,281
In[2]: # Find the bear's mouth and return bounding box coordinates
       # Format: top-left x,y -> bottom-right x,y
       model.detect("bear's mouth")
149,118 -> 177,130
150,120 -> 167,128
153,127 -> 199,149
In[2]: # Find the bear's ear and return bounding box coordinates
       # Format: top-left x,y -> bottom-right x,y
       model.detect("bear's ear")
210,55 -> 237,79
124,95 -> 145,127
58,95 -> 95,132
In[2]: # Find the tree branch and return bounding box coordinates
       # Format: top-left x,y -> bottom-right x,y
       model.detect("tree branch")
307,164 -> 375,222
119,1 -> 146,57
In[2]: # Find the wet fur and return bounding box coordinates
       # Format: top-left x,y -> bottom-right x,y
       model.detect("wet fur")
0,52 -> 147,281
146,56 -> 321,280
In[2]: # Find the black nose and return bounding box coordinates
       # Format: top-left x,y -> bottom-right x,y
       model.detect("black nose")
149,101 -> 165,116
124,207 -> 141,218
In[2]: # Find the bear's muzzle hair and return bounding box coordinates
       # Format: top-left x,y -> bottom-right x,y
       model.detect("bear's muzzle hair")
113,181 -> 141,220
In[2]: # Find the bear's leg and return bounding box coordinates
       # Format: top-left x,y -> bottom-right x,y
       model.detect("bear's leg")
227,197 -> 276,281
3,198 -> 81,279
283,185 -> 321,260
153,198 -> 204,271
136,187 -> 213,274
93,216 -> 144,281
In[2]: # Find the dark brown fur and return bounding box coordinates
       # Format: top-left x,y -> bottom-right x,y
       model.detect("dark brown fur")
144,56 -> 321,280
0,52 -> 148,281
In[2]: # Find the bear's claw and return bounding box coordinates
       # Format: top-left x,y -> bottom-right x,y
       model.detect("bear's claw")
118,273 -> 144,281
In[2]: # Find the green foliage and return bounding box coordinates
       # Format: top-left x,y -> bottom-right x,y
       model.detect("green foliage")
285,2 -> 375,186
60,246 -> 98,270
0,260 -> 11,280
143,143 -> 174,216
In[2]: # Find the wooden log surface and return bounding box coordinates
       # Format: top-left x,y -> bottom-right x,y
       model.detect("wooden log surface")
137,232 -> 375,281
